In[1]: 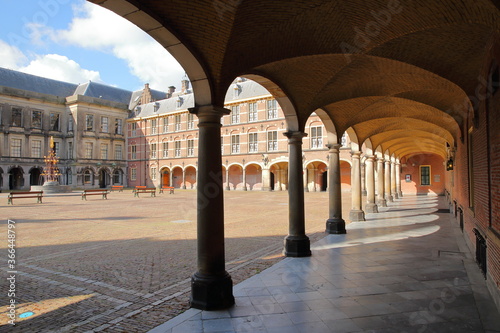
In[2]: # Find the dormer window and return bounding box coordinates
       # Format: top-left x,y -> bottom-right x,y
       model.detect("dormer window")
233,84 -> 240,98
154,102 -> 160,112
176,97 -> 183,109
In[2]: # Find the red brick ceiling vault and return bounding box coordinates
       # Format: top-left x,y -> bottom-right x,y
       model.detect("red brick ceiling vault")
89,0 -> 500,160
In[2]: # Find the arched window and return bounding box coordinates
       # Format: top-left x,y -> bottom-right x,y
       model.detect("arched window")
84,169 -> 92,184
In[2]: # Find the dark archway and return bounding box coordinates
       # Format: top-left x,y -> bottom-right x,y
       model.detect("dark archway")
321,171 -> 328,191
270,172 -> 275,191
30,167 -> 43,185
9,167 -> 23,190
99,169 -> 109,188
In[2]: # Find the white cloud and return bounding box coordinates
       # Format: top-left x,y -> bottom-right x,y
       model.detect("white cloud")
19,54 -> 102,84
0,40 -> 28,69
50,2 -> 184,90
0,38 -> 101,84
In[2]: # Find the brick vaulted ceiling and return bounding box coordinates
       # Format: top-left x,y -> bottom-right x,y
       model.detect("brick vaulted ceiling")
90,0 -> 500,158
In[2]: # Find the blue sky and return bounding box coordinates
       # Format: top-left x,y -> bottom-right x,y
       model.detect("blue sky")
0,0 -> 184,92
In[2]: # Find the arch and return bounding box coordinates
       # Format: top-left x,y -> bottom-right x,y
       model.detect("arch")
160,166 -> 171,187
29,166 -> 44,186
112,168 -> 124,185
244,162 -> 262,190
9,166 -> 24,190
171,165 -> 184,188
98,167 -> 110,188
228,164 -> 243,190
184,165 -> 197,189
269,161 -> 288,191
304,160 -> 328,192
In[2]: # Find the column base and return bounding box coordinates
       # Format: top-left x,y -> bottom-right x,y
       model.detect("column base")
386,195 -> 394,202
378,198 -> 387,207
283,235 -> 311,257
394,192 -> 399,199
182,185 -> 186,189
243,186 -> 247,191
304,187 -> 309,192
190,271 -> 234,310
261,187 -> 272,191
225,186 -> 230,191
349,210 -> 366,221
398,191 -> 403,197
326,218 -> 346,234
365,203 -> 379,213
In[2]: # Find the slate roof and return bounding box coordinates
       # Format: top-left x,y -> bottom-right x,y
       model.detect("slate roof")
75,81 -> 133,105
133,79 -> 271,118
0,67 -> 77,97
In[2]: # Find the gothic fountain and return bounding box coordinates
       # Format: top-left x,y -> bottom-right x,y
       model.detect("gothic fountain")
31,137 -> 72,193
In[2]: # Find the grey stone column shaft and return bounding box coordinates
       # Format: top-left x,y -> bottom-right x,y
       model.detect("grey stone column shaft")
349,151 -> 366,221
242,166 -> 247,190
225,166 -> 230,190
385,160 -> 393,202
182,169 -> 187,189
303,167 -> 309,192
396,162 -> 402,197
365,156 -> 378,213
326,144 -> 346,234
377,158 -> 387,207
188,105 -> 234,310
283,131 -> 311,257
391,160 -> 398,199
169,170 -> 173,187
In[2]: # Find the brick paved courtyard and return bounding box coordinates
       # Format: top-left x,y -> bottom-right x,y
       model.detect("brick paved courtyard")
0,189 -> 346,332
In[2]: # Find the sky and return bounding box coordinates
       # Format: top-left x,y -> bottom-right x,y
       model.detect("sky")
0,0 -> 185,92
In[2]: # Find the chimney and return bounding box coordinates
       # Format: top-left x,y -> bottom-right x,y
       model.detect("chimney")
166,86 -> 176,99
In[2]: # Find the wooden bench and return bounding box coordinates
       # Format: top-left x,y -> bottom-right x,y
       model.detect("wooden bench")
133,187 -> 156,197
8,191 -> 43,205
82,189 -> 109,200
110,185 -> 124,192
159,186 -> 175,194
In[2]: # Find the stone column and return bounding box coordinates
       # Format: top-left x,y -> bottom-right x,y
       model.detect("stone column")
312,168 -> 318,191
23,171 -> 30,190
182,169 -> 187,189
396,162 -> 402,197
303,167 -> 309,192
169,170 -> 173,188
188,105 -> 234,310
349,151 -> 366,221
283,131 -> 311,257
361,161 -> 367,196
261,168 -> 271,191
365,156 -> 378,213
391,160 -> 398,199
277,170 -> 282,191
326,144 -> 346,234
385,159 -> 393,202
377,158 -> 387,207
242,166 -> 247,191
225,166 -> 230,191
2,172 -> 9,191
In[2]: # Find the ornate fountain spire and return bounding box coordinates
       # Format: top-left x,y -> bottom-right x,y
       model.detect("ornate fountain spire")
41,136 -> 61,183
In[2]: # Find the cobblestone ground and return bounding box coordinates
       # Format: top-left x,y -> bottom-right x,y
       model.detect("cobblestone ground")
0,189 -> 352,332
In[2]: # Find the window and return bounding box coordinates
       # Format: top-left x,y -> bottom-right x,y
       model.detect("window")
175,114 -> 181,131
11,108 -> 22,127
53,142 -> 60,157
231,105 -> 240,124
11,139 -> 21,157
267,99 -> 278,119
151,143 -> 157,158
175,140 -> 182,157
101,117 -> 109,133
131,122 -> 137,136
420,166 -> 431,186
151,119 -> 157,134
68,142 -> 73,159
151,167 -> 157,180
32,140 -> 42,158
231,134 -> 240,154
84,170 -> 92,183
131,145 -> 137,159
163,142 -> 169,158
163,117 -> 168,133
115,119 -> 122,134
100,144 -> 108,159
32,110 -> 42,129
176,97 -> 183,109
187,114 -> 194,129
131,168 -> 137,181
50,113 -> 60,131
85,142 -> 93,159
86,114 -> 94,131
113,170 -> 121,184
310,126 -> 323,149
68,116 -> 74,132
267,131 -> 278,151
248,132 -> 258,153
249,103 -> 257,122
187,139 -> 194,156
115,144 -> 122,160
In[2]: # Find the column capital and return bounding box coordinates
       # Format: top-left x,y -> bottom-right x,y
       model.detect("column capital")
283,131 -> 307,144
350,150 -> 362,158
326,143 -> 341,152
365,155 -> 376,161
189,105 -> 230,123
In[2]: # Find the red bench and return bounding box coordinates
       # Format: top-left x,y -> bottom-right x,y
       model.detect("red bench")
82,189 -> 109,200
8,191 -> 43,205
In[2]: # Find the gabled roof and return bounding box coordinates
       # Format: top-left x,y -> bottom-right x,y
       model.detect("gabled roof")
129,88 -> 168,110
0,67 -> 77,97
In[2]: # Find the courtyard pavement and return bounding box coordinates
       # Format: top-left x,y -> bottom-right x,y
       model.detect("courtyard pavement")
149,195 -> 500,333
